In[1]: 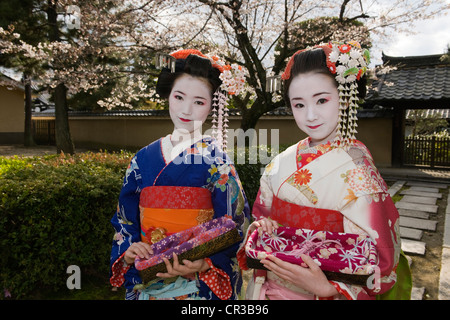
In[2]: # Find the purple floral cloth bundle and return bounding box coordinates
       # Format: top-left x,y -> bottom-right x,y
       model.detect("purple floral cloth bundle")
245,227 -> 378,285
135,216 -> 241,283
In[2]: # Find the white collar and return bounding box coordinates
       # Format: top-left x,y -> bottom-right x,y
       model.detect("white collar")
161,131 -> 207,164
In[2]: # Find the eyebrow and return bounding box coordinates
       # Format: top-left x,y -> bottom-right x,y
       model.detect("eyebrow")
291,92 -> 331,100
174,90 -> 208,100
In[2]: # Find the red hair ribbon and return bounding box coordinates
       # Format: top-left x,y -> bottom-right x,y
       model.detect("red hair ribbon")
281,43 -> 332,80
170,49 -> 224,73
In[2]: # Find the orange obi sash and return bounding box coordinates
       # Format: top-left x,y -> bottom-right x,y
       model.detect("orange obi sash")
271,195 -> 344,232
139,186 -> 214,244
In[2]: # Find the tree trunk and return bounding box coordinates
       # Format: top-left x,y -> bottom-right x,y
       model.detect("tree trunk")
47,0 -> 75,154
23,73 -> 35,146
54,83 -> 75,154
240,109 -> 261,132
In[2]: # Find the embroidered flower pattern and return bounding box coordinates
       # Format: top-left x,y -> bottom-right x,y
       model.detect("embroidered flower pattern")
294,169 -> 312,185
207,163 -> 237,192
246,227 -> 378,276
296,138 -> 331,169
341,166 -> 385,203
218,174 -> 229,185
135,217 -> 238,278
196,209 -> 215,224
245,227 -> 378,275
287,168 -> 318,205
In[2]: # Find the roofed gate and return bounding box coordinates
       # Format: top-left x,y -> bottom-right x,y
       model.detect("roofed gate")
366,53 -> 450,168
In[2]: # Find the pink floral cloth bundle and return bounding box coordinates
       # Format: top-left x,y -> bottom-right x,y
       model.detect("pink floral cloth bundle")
245,227 -> 378,286
135,216 -> 241,284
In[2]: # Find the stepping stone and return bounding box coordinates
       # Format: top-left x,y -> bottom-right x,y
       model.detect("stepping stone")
407,181 -> 448,189
443,214 -> 450,248
399,216 -> 437,231
398,209 -> 429,219
411,287 -> 425,300
401,239 -> 426,255
400,189 -> 442,199
395,201 -> 438,214
400,227 -> 423,240
447,193 -> 450,215
388,180 -> 406,197
405,254 -> 413,266
408,186 -> 440,193
439,247 -> 450,300
400,195 -> 437,205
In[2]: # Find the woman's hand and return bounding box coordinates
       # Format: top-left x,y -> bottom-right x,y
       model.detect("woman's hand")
156,253 -> 210,278
249,217 -> 279,235
124,242 -> 153,265
261,254 -> 338,298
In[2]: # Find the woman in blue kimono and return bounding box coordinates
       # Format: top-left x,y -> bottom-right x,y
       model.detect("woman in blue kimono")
109,49 -> 250,300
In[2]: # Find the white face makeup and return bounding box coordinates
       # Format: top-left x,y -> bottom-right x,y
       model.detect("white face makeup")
168,74 -> 212,137
288,72 -> 340,147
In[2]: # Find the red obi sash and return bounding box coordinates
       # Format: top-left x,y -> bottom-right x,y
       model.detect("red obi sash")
139,186 -> 214,244
270,195 -> 343,232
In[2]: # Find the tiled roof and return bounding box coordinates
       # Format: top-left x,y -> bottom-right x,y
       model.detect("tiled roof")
0,73 -> 24,91
406,109 -> 450,119
68,109 -> 170,117
33,106 -> 392,119
366,53 -> 450,105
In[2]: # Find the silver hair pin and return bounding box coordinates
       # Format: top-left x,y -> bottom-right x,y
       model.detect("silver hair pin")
266,75 -> 282,92
155,53 -> 176,72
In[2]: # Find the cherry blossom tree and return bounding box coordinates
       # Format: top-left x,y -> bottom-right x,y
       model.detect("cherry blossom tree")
1,0 -> 218,153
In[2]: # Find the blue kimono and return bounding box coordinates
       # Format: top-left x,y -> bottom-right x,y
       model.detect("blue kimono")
110,134 -> 250,300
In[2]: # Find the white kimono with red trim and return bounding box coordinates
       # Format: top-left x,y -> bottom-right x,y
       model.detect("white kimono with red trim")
244,138 -> 401,300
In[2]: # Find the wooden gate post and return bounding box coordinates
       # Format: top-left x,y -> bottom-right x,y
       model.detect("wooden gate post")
431,136 -> 435,168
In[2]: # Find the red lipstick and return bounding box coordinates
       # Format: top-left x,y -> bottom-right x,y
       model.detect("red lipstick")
179,118 -> 192,122
307,124 -> 321,129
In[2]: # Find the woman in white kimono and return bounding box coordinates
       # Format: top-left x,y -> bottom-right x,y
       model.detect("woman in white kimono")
238,41 -> 411,300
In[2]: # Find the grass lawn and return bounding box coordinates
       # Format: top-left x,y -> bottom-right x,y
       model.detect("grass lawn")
26,274 -> 126,300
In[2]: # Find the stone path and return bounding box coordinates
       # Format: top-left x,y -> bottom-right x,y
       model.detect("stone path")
440,191 -> 450,300
387,179 -> 450,300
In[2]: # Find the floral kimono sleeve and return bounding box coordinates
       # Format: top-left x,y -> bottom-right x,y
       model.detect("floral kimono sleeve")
333,164 -> 401,300
109,156 -> 143,289
252,155 -> 280,220
203,157 -> 251,298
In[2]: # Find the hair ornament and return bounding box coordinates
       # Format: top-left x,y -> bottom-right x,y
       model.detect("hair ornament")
266,75 -> 283,92
155,53 -> 176,72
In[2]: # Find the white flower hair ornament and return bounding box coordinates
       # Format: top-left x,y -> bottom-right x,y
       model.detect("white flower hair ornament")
155,49 -> 247,151
281,41 -> 371,149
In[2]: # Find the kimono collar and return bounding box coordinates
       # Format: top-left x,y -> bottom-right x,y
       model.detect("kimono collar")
161,131 -> 206,164
298,137 -> 333,153
295,138 -> 334,170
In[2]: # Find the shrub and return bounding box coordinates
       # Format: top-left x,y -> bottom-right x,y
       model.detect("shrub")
0,152 -> 132,299
233,144 -> 289,207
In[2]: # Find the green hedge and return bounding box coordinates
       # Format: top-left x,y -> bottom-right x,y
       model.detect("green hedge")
0,152 -> 131,299
0,145 -> 284,299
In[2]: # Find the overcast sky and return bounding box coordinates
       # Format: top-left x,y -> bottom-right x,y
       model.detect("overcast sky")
370,11 -> 450,65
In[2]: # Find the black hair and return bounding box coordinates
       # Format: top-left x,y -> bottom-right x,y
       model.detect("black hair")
283,48 -> 367,106
155,54 -> 222,99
